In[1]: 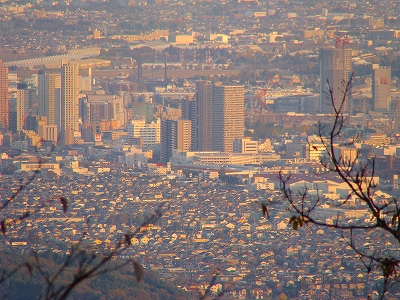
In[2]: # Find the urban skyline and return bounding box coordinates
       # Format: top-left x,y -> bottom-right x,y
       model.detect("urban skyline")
2,0 -> 400,298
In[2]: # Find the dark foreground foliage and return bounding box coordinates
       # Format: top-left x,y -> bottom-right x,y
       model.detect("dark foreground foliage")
0,249 -> 189,300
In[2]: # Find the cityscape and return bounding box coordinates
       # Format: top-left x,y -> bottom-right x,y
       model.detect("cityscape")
2,0 -> 400,299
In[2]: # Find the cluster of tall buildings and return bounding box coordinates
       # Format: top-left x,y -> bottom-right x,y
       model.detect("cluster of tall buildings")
160,82 -> 245,163
319,46 -> 392,116
0,57 -> 245,163
0,60 -> 125,146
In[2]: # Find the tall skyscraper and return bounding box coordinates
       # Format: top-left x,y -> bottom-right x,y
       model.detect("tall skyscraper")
393,97 -> 400,134
319,47 -> 352,114
372,65 -> 391,112
194,81 -> 213,151
180,97 -> 195,151
160,119 -> 177,164
212,84 -> 244,152
9,84 -> 37,133
38,70 -> 61,127
0,60 -> 9,132
61,62 -> 79,145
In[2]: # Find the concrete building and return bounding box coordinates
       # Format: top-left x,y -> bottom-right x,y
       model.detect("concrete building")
275,94 -> 319,113
0,60 -> 8,132
233,138 -> 258,154
81,122 -> 97,142
61,62 -> 80,145
168,34 -> 194,45
127,118 -> 160,146
160,119 -> 191,164
38,70 -> 61,128
372,65 -> 391,112
192,81 -> 213,151
160,119 -> 176,164
194,81 -> 213,151
16,161 -> 61,175
180,98 -> 195,150
38,124 -> 58,144
11,85 -> 37,133
319,47 -> 352,114
127,118 -> 146,142
176,119 -> 191,152
212,84 -> 244,152
170,150 -> 280,166
81,94 -> 125,127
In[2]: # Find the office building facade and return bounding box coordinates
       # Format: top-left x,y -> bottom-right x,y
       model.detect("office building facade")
212,84 -> 245,152
372,65 -> 391,112
194,81 -> 213,151
38,70 -> 61,127
160,119 -> 177,164
0,60 -> 8,131
319,48 -> 352,114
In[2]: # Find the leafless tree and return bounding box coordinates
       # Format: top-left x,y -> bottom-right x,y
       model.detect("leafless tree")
0,156 -> 163,299
280,74 -> 400,299
0,156 -> 224,299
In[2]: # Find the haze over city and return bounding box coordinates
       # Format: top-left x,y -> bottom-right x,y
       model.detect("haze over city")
1,0 -> 400,299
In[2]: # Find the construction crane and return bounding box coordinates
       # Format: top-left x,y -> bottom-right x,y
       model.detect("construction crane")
23,101 -> 38,126
253,75 -> 274,113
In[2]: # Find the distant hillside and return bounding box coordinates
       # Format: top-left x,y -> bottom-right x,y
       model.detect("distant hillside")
0,249 -> 189,300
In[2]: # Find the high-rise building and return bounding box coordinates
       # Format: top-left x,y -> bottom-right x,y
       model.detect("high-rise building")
10,85 -> 37,133
160,119 -> 177,164
212,84 -> 244,152
38,70 -> 61,127
61,62 -> 80,145
176,119 -> 191,152
372,65 -> 391,112
0,60 -> 9,131
160,119 -> 192,164
319,47 -> 352,114
194,81 -> 213,151
26,115 -> 47,132
180,97 -> 195,150
180,97 -> 195,120
392,96 -> 400,134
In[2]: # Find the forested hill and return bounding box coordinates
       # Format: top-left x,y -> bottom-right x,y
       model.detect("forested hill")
0,249 -> 190,300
